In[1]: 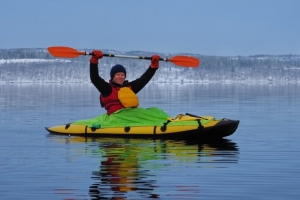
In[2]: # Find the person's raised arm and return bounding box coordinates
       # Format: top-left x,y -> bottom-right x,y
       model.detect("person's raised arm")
89,50 -> 112,96
130,55 -> 160,93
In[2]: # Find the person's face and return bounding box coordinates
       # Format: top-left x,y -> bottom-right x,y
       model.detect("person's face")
113,72 -> 125,85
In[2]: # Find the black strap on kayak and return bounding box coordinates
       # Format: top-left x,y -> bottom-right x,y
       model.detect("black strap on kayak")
186,113 -> 209,120
161,119 -> 171,132
65,123 -> 71,129
185,113 -> 206,129
153,126 -> 156,135
196,119 -> 204,129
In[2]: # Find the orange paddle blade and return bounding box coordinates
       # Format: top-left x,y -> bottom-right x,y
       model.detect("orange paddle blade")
47,46 -> 85,58
168,56 -> 200,68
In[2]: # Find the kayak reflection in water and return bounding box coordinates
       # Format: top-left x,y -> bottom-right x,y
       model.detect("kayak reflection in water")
89,139 -> 159,199
89,50 -> 160,115
87,138 -> 239,199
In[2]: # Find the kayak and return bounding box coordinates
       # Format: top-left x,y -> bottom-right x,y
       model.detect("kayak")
45,107 -> 239,139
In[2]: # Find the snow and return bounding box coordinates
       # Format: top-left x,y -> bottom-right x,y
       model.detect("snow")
0,49 -> 300,84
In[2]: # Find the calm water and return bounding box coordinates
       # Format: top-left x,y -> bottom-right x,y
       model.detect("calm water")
1,83 -> 299,200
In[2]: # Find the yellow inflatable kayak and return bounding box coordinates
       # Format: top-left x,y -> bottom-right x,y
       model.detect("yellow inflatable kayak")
45,108 -> 239,139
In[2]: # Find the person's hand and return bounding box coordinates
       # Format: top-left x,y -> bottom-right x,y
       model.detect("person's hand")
90,50 -> 103,64
150,55 -> 160,69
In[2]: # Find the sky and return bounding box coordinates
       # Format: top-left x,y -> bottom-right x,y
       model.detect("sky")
1,0 -> 300,56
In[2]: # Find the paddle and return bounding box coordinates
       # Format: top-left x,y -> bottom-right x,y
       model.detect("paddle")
47,46 -> 200,68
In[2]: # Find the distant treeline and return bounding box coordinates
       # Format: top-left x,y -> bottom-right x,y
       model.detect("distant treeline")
1,48 -> 300,83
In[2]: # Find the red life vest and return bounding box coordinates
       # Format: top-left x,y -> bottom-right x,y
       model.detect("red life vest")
100,84 -> 138,115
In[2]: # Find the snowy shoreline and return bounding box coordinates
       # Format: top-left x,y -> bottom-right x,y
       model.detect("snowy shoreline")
1,49 -> 299,85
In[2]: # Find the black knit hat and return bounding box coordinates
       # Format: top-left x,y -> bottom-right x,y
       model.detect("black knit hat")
110,64 -> 126,79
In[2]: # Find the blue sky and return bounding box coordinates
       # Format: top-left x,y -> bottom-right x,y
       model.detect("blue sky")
1,0 -> 299,56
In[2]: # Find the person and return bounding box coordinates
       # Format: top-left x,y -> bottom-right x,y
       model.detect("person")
89,50 -> 160,115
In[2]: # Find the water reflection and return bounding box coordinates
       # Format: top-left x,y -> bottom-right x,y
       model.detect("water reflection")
49,136 -> 239,199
